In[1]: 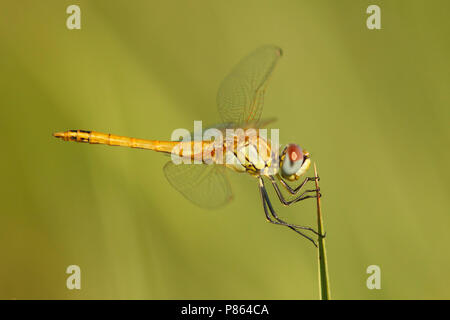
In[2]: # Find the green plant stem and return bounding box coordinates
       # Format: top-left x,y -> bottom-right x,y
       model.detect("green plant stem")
314,163 -> 331,300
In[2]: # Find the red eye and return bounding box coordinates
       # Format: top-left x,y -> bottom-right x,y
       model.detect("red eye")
287,144 -> 303,162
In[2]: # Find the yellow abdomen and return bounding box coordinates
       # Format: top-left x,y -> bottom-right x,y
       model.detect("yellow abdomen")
53,130 -> 197,156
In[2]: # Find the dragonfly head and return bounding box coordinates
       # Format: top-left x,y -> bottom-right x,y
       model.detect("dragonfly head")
279,144 -> 311,181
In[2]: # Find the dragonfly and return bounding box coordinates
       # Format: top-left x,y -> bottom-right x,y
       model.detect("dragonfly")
53,45 -> 323,246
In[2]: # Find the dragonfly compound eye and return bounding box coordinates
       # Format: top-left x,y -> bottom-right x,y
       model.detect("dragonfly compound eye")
287,144 -> 304,163
281,144 -> 304,178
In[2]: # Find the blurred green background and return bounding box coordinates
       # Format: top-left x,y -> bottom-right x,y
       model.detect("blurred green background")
1,0 -> 449,299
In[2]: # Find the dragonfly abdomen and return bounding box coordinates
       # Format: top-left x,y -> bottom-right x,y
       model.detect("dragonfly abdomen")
53,130 -> 179,153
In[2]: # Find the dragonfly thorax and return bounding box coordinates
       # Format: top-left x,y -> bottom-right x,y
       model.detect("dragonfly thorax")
214,135 -> 276,176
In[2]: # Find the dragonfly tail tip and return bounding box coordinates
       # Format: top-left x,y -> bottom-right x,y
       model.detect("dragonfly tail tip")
53,131 -> 64,139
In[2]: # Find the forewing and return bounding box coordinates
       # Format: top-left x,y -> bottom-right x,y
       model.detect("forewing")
163,162 -> 233,209
217,45 -> 282,124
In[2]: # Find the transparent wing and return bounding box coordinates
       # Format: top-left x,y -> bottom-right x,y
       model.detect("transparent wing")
217,45 -> 282,124
163,161 -> 233,209
210,118 -> 278,131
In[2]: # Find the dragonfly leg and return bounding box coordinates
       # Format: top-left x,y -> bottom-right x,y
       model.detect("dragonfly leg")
277,175 -> 319,195
269,176 -> 320,206
258,177 -> 319,247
